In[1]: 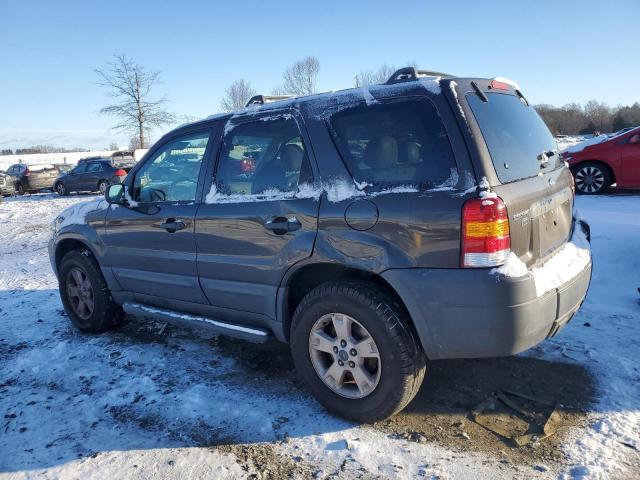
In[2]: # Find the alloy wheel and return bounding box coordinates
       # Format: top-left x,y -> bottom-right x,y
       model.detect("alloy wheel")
575,166 -> 605,193
66,267 -> 95,320
98,181 -> 108,194
308,313 -> 382,399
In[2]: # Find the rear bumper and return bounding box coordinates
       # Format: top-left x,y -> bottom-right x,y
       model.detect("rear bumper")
381,220 -> 592,360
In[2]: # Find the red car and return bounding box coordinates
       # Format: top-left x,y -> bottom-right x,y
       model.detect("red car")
563,126 -> 640,194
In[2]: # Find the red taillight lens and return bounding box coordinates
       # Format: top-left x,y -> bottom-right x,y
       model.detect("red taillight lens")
114,169 -> 127,176
461,196 -> 511,267
489,79 -> 510,91
24,168 -> 31,176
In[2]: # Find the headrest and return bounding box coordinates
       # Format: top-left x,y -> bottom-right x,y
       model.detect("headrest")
364,135 -> 398,169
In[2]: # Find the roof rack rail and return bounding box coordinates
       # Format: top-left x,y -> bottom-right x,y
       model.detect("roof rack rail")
385,67 -> 454,85
245,95 -> 294,107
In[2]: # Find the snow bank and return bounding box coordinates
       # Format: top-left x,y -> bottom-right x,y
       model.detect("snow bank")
491,217 -> 591,297
493,76 -> 521,90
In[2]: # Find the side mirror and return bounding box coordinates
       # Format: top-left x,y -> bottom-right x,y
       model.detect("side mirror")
106,183 -> 124,204
628,134 -> 640,145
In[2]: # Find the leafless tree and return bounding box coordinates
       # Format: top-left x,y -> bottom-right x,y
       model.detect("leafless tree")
96,54 -> 175,149
276,56 -> 320,96
584,100 -> 612,132
220,79 -> 256,112
354,63 -> 396,87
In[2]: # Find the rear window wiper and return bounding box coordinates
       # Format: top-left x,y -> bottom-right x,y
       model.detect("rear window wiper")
537,149 -> 558,169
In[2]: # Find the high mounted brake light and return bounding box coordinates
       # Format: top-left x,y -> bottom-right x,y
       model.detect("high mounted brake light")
461,197 -> 511,267
489,79 -> 511,91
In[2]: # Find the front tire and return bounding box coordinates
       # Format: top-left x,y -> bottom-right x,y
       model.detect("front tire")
55,182 -> 68,196
290,280 -> 426,423
16,183 -> 24,195
573,162 -> 611,194
58,250 -> 123,333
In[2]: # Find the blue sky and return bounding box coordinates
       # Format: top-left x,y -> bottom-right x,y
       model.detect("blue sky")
0,0 -> 637,150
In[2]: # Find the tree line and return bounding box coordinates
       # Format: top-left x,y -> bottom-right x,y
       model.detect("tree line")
534,101 -> 640,136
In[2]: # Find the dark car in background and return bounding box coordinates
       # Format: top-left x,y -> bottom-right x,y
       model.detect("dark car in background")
0,170 -> 16,196
53,158 -> 130,196
5,163 -> 59,194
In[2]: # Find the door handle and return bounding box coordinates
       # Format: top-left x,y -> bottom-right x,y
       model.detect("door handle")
264,216 -> 301,235
156,218 -> 187,233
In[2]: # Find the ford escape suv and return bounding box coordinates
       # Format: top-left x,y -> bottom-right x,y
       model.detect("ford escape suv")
49,68 -> 592,422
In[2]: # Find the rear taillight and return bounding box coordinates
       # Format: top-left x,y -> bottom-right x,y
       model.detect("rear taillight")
461,196 -> 511,268
114,169 -> 127,176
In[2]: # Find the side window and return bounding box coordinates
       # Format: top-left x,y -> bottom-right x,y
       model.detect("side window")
330,99 -> 458,188
87,162 -> 103,173
132,131 -> 210,202
72,164 -> 87,174
215,115 -> 312,196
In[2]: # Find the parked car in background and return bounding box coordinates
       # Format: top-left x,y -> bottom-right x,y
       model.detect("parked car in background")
5,163 -> 59,194
0,170 -> 16,196
563,126 -> 640,194
53,158 -> 129,196
50,68 -> 592,422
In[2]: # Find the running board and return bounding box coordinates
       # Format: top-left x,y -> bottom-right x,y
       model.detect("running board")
122,302 -> 270,343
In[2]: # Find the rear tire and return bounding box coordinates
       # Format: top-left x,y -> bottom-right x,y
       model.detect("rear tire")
58,250 -> 124,333
572,162 -> 611,195
16,183 -> 24,195
290,280 -> 426,423
98,180 -> 108,194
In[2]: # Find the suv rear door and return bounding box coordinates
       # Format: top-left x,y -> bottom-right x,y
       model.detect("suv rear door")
101,127 -> 215,304
195,110 -> 320,322
458,80 -> 574,266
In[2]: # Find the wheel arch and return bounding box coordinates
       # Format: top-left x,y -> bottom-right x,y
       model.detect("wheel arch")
279,262 -> 423,352
55,237 -> 98,271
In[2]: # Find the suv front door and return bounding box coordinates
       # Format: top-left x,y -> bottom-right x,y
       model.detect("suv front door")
195,111 -> 320,324
101,128 -> 215,305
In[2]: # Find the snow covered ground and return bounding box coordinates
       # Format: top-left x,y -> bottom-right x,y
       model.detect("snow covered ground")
0,192 -> 638,479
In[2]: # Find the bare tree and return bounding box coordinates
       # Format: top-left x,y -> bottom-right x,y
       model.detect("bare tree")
584,100 -> 612,133
276,56 -> 320,96
220,79 -> 256,112
108,142 -> 119,151
354,63 -> 396,87
96,54 -> 174,149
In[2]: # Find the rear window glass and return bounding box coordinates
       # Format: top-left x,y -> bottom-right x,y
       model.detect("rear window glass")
467,92 -> 558,183
329,99 -> 457,189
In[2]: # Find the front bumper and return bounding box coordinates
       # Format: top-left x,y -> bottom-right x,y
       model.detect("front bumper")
382,220 -> 592,360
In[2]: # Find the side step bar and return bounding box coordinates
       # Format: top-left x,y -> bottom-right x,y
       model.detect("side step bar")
122,302 -> 270,343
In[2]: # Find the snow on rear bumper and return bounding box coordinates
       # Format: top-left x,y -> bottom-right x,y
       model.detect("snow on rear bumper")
381,219 -> 592,359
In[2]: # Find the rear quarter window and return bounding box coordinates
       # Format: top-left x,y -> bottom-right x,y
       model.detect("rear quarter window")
467,92 -> 558,183
329,98 -> 458,189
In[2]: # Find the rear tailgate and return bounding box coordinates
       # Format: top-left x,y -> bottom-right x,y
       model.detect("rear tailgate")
458,79 -> 573,267
28,164 -> 59,188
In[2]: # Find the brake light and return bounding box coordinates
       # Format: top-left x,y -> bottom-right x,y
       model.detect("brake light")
461,197 -> 511,267
114,169 -> 127,177
489,79 -> 510,91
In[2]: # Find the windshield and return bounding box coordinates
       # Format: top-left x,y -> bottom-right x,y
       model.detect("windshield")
467,92 -> 558,183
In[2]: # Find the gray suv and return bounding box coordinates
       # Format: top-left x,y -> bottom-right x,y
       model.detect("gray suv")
49,68 -> 592,422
